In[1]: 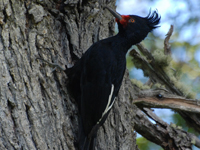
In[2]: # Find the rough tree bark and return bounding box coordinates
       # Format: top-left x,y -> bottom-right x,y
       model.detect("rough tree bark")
0,0 -> 137,149
0,0 -> 199,150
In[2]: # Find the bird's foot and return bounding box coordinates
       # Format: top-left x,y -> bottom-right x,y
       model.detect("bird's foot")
36,56 -> 66,72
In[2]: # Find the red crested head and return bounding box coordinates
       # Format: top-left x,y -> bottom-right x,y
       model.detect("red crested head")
116,15 -> 134,28
105,6 -> 161,46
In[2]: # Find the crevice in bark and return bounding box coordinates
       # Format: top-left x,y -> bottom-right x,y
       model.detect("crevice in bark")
8,0 -> 15,19
39,79 -> 46,98
52,69 -> 65,96
24,12 -> 33,70
55,0 -> 66,14
8,69 -> 15,83
82,0 -> 89,6
25,104 -> 31,125
2,8 -> 7,23
7,100 -> 18,147
7,98 -> 15,111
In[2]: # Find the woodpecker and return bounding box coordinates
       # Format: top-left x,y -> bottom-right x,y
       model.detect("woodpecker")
66,6 -> 160,150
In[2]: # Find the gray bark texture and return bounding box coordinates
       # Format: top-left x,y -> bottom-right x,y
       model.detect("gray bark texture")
0,0 -> 137,149
0,0 -> 200,150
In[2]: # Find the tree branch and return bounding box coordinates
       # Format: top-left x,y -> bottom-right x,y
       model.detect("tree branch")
129,25 -> 200,149
130,44 -> 183,96
134,107 -> 200,149
133,89 -> 200,114
164,25 -> 173,55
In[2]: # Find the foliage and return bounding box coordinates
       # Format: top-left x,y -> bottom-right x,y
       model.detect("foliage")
136,137 -> 163,150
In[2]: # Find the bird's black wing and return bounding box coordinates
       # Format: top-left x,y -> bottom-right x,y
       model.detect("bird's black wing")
80,44 -> 117,136
78,44 -> 117,150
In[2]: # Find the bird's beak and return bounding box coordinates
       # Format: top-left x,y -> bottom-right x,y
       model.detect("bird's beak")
104,6 -> 122,20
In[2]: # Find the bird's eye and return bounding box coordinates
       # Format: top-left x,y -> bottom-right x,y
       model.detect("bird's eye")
129,18 -> 135,23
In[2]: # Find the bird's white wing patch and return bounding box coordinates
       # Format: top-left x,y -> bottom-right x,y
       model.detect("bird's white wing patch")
97,84 -> 115,124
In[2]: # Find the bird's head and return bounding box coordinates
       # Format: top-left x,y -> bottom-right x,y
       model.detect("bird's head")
105,6 -> 161,44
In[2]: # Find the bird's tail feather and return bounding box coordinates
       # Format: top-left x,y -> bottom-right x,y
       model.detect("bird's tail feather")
82,136 -> 95,150
78,119 -> 96,150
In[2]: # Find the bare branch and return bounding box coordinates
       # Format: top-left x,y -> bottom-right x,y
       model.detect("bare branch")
133,89 -> 200,114
134,106 -> 200,149
188,133 -> 200,148
134,107 -> 200,149
164,25 -> 173,55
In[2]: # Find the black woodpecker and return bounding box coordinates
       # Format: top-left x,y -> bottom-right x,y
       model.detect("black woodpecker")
66,6 -> 161,150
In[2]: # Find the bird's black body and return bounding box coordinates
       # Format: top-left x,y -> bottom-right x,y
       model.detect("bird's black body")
66,7 -> 160,150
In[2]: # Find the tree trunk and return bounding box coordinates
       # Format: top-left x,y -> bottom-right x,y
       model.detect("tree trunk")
1,0 -> 200,150
0,0 -> 138,149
